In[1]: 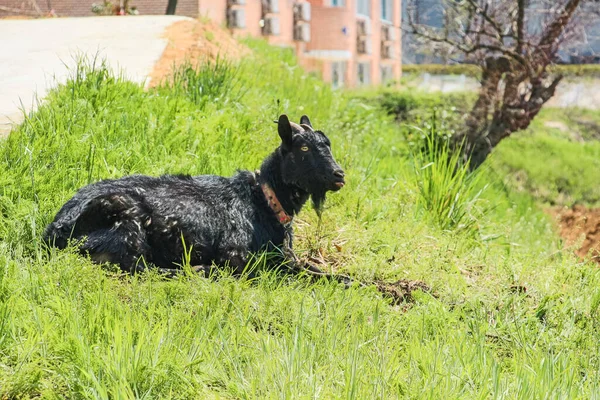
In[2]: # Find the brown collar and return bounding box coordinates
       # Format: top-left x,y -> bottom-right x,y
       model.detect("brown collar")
260,182 -> 293,225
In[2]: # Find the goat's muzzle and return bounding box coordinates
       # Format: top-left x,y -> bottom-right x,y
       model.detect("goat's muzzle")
331,169 -> 345,191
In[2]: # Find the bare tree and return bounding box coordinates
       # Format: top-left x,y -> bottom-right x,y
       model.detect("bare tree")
405,0 -> 599,170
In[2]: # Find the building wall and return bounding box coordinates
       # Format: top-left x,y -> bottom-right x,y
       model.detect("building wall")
198,0 -> 402,87
198,1 -> 226,25
201,0 -> 302,47
0,0 -> 199,17
306,6 -> 354,51
303,0 -> 402,87
136,0 -> 198,16
268,0 -> 296,47
0,0 -> 56,16
232,0 -> 263,38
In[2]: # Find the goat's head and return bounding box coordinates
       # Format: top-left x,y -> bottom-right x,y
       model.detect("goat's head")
277,114 -> 345,213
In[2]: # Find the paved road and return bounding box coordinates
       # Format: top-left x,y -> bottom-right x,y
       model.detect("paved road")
0,16 -> 188,136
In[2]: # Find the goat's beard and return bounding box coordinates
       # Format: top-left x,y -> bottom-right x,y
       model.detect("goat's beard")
311,190 -> 327,218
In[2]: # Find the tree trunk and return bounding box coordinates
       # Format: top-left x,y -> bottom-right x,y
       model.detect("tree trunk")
464,0 -> 580,169
404,0 -> 584,171
465,72 -> 563,171
165,0 -> 177,15
454,56 -> 511,169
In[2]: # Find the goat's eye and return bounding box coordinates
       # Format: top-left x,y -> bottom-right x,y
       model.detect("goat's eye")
300,146 -> 309,152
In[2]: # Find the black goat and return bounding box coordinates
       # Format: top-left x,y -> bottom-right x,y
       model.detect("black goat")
43,114 -> 345,277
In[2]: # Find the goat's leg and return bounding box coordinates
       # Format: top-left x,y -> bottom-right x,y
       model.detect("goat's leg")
82,216 -> 152,274
216,247 -> 257,278
55,192 -> 152,273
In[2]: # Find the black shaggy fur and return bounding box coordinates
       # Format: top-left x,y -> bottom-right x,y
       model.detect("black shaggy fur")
43,115 -> 345,275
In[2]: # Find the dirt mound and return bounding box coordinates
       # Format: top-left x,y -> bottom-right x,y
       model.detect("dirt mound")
375,279 -> 433,305
149,19 -> 249,87
550,205 -> 600,263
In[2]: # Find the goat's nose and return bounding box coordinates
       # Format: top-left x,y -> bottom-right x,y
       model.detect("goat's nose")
333,169 -> 345,179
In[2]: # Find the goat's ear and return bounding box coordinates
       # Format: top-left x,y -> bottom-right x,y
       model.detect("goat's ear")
300,115 -> 312,128
278,114 -> 293,149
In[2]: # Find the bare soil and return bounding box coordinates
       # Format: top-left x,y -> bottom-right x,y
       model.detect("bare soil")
375,279 -> 433,305
549,205 -> 600,263
297,245 -> 433,305
149,19 -> 249,87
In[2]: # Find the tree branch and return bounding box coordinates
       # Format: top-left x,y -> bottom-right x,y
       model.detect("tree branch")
465,0 -> 504,40
516,0 -> 526,54
534,0 -> 582,66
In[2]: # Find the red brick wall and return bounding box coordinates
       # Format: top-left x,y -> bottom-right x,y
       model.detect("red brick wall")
134,0 -> 198,17
305,5 -> 354,52
0,1 -> 41,16
49,0 -> 91,17
1,0 -> 199,17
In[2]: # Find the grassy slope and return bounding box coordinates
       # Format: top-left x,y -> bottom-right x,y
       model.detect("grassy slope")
359,88 -> 600,207
0,42 -> 600,398
489,107 -> 600,207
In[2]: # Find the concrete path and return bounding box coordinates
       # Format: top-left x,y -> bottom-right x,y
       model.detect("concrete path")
0,16 -> 189,136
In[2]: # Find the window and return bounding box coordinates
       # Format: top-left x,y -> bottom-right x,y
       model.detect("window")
331,61 -> 347,88
356,0 -> 370,16
330,0 -> 346,6
357,62 -> 371,86
381,0 -> 392,21
380,64 -> 393,85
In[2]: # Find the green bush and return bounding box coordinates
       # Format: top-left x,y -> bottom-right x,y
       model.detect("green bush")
402,63 -> 600,79
349,89 -> 475,151
552,64 -> 600,78
402,64 -> 482,78
377,90 -> 475,120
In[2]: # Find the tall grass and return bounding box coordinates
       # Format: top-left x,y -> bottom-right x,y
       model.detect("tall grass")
159,58 -> 246,109
411,117 -> 486,233
0,40 -> 599,398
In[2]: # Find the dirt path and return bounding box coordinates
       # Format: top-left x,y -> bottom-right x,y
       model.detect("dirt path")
549,205 -> 600,263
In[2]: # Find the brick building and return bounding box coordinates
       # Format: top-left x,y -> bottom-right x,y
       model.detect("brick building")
1,0 -> 402,87
202,0 -> 402,87
301,0 -> 401,87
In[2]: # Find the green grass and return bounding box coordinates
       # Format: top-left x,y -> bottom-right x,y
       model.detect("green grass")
1,42 -> 600,398
488,107 -> 600,206
359,86 -> 600,207
411,122 -> 486,233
